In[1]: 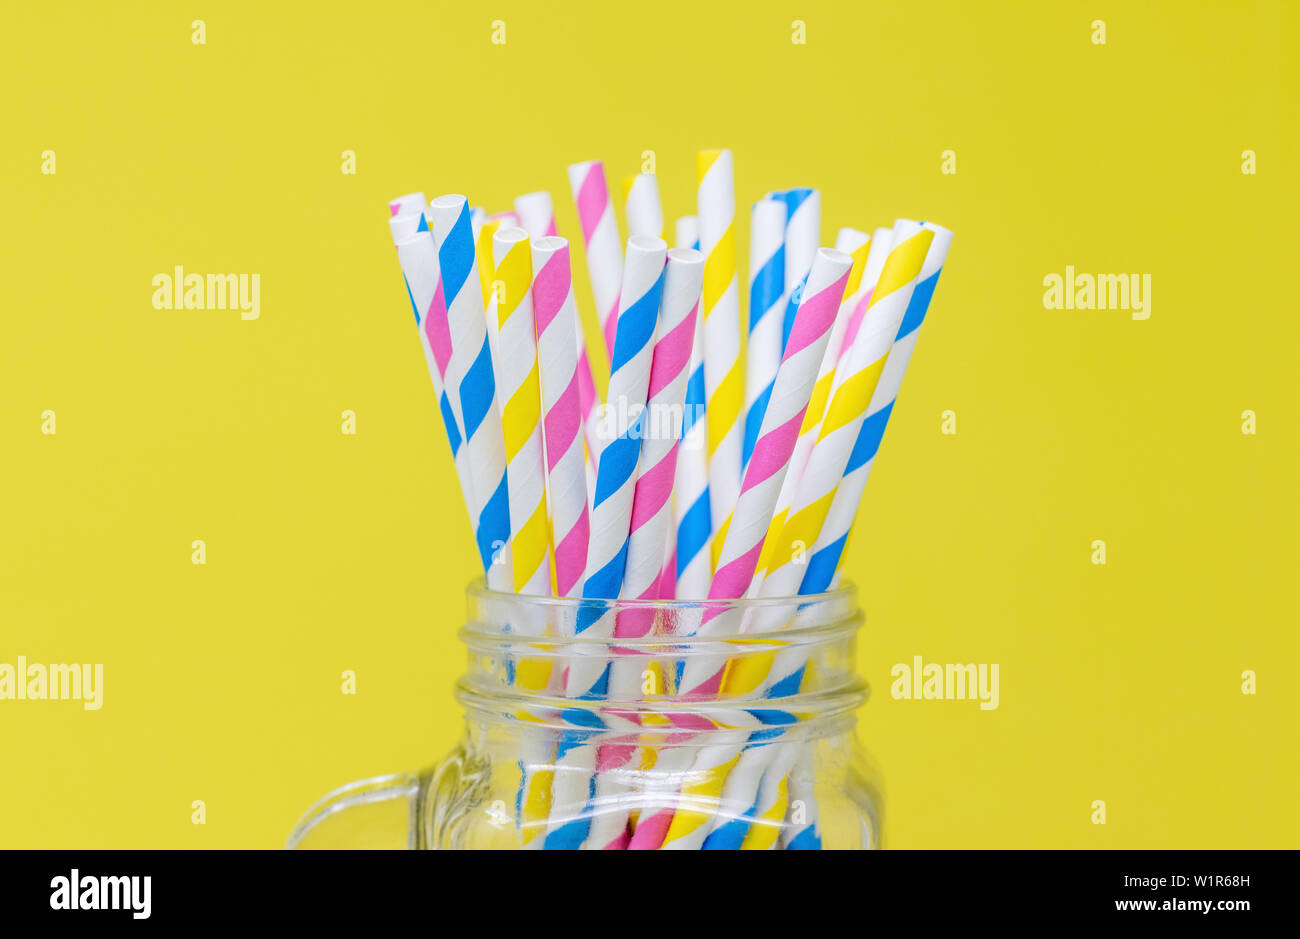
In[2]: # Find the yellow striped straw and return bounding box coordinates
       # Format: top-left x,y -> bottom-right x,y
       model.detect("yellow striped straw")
697,149 -> 743,571
751,233 -> 874,587
491,228 -> 553,603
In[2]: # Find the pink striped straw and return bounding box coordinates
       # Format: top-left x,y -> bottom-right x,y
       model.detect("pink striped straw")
567,160 -> 623,361
388,192 -> 426,217
613,248 -> 706,647
587,247 -> 705,850
837,226 -> 895,364
514,191 -> 560,238
531,237 -> 591,598
679,248 -> 854,696
514,189 -> 602,476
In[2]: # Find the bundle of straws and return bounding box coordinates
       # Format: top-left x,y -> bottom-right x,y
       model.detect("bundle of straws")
387,150 -> 952,849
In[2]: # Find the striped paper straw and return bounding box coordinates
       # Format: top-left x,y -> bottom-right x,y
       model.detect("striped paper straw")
476,216 -> 505,313
545,236 -> 665,850
700,736 -> 799,850
721,224 -> 949,852
771,188 -> 821,354
745,225 -> 937,636
782,744 -> 822,849
390,219 -> 476,529
623,173 -> 664,239
531,237 -> 591,598
670,216 -> 710,599
492,227 -> 552,598
592,247 -> 704,850
514,191 -> 559,238
389,208 -> 426,244
675,216 -> 700,252
568,160 -> 623,360
742,198 -> 787,471
748,228 -> 875,593
639,707 -> 760,850
834,226 -> 896,369
624,740 -> 697,849
612,247 -> 705,658
799,221 -> 954,596
495,220 -> 560,849
388,191 -> 426,217
429,194 -> 512,592
680,247 -> 853,696
469,206 -> 488,240
568,234 -> 667,689
698,149 -> 744,571
514,190 -> 601,479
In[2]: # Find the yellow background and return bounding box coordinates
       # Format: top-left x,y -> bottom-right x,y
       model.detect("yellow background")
2,0 -> 1296,848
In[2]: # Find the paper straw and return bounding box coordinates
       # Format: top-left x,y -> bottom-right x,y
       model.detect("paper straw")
624,742 -> 697,849
669,216 -> 710,599
782,745 -> 822,848
568,234 -> 667,685
698,149 -> 744,571
592,248 -> 704,849
531,237 -> 592,598
623,173 -> 664,239
638,707 -> 758,849
545,236 -> 665,850
769,188 -> 820,354
568,160 -> 623,360
746,225 -> 937,629
675,216 -> 700,252
390,219 -> 476,531
835,226 -> 895,367
491,227 -> 552,598
834,227 -> 871,272
514,191 -> 559,238
742,199 -> 788,471
748,228 -> 875,594
429,194 -> 512,591
491,225 -> 558,849
388,191 -> 426,217
388,208 -> 426,243
613,247 -> 705,642
514,190 -> 602,479
798,221 -> 954,596
699,738 -> 799,849
469,206 -> 488,240
679,247 -> 853,696
720,223 -> 951,852
476,216 -> 505,313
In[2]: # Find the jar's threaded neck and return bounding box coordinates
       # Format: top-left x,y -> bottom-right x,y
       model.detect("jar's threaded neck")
455,581 -> 867,732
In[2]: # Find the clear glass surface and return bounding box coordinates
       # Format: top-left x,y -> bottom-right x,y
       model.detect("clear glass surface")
289,581 -> 881,850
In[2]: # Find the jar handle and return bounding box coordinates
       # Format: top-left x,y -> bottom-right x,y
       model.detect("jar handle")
286,772 -> 421,850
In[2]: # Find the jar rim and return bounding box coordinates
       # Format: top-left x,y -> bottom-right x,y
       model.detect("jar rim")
466,577 -> 857,611
461,578 -> 862,648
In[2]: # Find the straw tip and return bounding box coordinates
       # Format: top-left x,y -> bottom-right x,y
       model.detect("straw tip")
817,246 -> 853,266
430,193 -> 468,209
533,235 -> 568,253
627,234 -> 668,255
493,225 -> 529,245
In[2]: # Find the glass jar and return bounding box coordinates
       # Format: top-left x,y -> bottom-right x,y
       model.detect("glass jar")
287,581 -> 880,850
